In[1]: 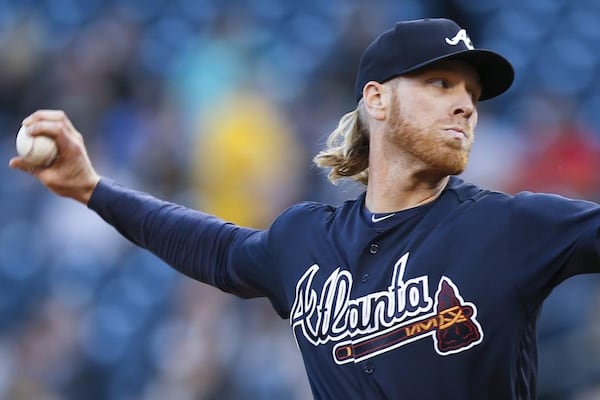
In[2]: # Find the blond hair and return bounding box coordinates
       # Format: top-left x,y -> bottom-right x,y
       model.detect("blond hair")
313,101 -> 370,185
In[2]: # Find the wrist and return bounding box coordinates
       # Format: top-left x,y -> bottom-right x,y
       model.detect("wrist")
80,174 -> 101,205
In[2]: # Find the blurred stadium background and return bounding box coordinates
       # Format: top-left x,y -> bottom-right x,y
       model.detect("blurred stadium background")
2,0 -> 600,399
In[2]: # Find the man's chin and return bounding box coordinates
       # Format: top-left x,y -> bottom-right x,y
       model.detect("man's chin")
430,157 -> 469,177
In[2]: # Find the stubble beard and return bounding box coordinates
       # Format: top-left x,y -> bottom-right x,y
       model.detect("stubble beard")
387,96 -> 472,177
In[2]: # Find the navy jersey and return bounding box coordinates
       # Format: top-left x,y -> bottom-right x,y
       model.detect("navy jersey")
88,176 -> 600,400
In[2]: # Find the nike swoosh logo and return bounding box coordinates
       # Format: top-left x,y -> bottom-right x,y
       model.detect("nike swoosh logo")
371,213 -> 396,223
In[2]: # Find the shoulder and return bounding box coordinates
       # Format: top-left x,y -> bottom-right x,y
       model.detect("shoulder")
277,201 -> 335,221
445,176 -> 509,205
273,197 -> 356,225
268,195 -> 363,236
510,191 -> 600,222
452,176 -> 600,220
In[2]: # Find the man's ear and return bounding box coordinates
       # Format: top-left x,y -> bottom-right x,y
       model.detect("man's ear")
362,81 -> 387,121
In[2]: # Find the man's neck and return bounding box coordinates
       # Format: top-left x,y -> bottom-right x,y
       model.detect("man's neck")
364,170 -> 449,213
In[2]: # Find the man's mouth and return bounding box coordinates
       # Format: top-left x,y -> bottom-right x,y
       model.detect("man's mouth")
444,127 -> 467,139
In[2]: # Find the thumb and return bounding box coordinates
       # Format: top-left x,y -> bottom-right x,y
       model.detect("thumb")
8,156 -> 38,174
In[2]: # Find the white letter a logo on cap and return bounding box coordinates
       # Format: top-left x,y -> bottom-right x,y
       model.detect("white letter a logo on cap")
445,29 -> 474,50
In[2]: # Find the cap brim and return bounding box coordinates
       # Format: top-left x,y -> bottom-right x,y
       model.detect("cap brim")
403,50 -> 515,101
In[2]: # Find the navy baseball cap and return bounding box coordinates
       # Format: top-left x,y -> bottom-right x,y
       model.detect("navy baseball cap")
354,18 -> 514,102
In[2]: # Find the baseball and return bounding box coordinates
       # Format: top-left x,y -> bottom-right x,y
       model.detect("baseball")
16,125 -> 58,167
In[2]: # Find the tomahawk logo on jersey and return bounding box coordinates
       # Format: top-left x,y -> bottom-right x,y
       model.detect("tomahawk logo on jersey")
290,252 -> 484,364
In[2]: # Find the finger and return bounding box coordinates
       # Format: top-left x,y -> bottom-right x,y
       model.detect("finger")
8,157 -> 40,174
22,110 -> 76,131
25,120 -> 78,151
23,109 -> 69,123
27,120 -> 66,138
8,157 -> 21,169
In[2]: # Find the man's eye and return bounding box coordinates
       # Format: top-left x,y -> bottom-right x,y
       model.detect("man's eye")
429,79 -> 449,88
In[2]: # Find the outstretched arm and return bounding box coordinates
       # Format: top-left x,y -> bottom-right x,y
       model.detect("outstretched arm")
8,109 -> 271,299
88,178 -> 265,297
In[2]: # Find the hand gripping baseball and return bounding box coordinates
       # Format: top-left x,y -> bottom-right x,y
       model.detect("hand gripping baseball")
9,110 -> 101,205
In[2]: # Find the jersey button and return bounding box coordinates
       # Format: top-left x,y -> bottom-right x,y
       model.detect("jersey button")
361,273 -> 369,283
363,363 -> 375,374
369,243 -> 379,254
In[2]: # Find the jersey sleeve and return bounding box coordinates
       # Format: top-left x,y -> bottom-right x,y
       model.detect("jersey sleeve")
87,178 -> 284,310
509,192 -> 600,303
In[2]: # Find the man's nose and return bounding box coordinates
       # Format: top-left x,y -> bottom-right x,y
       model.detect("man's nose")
452,89 -> 475,119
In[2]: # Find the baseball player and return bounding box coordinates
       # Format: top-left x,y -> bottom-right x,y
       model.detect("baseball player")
9,18 -> 600,399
